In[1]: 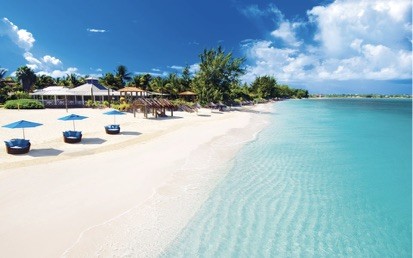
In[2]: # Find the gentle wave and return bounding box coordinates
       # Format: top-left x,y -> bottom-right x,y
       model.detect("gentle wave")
61,108 -> 272,257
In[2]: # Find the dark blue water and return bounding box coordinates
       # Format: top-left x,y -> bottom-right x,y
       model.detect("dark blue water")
163,99 -> 412,257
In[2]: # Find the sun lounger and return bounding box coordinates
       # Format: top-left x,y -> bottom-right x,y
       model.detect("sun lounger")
4,138 -> 31,154
63,130 -> 82,143
105,124 -> 120,134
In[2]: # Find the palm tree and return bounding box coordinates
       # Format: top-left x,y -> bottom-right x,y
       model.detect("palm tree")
36,74 -> 56,89
165,73 -> 180,98
115,65 -> 132,86
0,67 -> 8,103
0,67 -> 7,81
66,73 -> 83,88
150,76 -> 167,95
100,72 -> 123,90
16,66 -> 37,92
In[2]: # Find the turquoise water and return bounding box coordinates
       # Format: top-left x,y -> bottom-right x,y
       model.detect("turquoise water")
163,99 -> 412,257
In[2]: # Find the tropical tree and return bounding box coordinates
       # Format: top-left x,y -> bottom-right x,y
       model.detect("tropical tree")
229,82 -> 251,102
16,66 -> 37,92
180,65 -> 192,92
293,89 -> 309,99
164,73 -> 181,98
0,67 -> 7,81
128,73 -> 152,90
100,72 -> 123,90
140,73 -> 152,90
250,75 -> 277,99
274,84 -> 294,99
150,76 -> 167,95
0,67 -> 9,103
36,74 -> 56,89
115,65 -> 132,86
192,46 -> 245,104
65,73 -> 83,88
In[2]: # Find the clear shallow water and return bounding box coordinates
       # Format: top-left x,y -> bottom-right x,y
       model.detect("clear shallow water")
163,99 -> 412,257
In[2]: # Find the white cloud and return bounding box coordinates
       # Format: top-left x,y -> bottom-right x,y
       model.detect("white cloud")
36,67 -> 78,78
1,17 -> 35,51
240,4 -> 283,20
188,41 -> 200,45
169,65 -> 184,70
135,71 -> 168,77
24,52 -> 41,65
240,5 -> 267,17
242,0 -> 412,88
1,18 -> 71,77
271,21 -> 303,47
42,55 -> 62,66
307,0 -> 411,58
189,63 -> 200,74
87,28 -> 106,33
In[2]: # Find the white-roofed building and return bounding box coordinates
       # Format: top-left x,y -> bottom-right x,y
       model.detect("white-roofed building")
30,78 -> 120,108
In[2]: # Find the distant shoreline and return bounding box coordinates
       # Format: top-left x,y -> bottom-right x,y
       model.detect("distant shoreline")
309,94 -> 412,99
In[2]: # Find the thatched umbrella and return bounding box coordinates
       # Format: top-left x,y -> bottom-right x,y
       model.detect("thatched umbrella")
119,86 -> 146,99
179,91 -> 197,101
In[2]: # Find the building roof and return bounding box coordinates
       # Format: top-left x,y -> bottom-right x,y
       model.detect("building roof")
31,86 -> 73,96
69,83 -> 108,95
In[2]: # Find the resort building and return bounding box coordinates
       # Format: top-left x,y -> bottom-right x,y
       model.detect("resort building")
31,78 -> 120,108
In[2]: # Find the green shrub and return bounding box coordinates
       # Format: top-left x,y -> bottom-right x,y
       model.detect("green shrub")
4,99 -> 44,109
14,91 -> 30,99
171,99 -> 194,106
85,100 -> 97,108
118,103 -> 130,111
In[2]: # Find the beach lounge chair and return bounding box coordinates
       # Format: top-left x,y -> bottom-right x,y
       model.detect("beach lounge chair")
63,130 -> 82,143
4,138 -> 31,154
104,124 -> 120,134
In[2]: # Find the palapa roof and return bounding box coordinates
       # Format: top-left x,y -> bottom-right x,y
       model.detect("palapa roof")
119,87 -> 145,92
179,91 -> 197,96
133,98 -> 175,109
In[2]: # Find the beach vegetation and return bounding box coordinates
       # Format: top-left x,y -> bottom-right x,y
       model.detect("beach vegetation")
111,102 -> 130,111
1,48 -> 310,106
250,76 -> 309,99
171,99 -> 195,107
16,66 -> 37,92
115,65 -> 132,86
129,73 -> 153,90
85,100 -> 98,108
100,72 -> 123,90
4,99 -> 44,109
191,46 -> 245,105
0,67 -> 13,103
12,91 -> 31,99
35,75 -> 56,89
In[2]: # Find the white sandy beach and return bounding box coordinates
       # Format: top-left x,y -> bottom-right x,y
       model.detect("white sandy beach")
0,104 -> 271,257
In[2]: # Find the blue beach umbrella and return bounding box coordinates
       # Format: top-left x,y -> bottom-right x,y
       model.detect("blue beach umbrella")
103,109 -> 125,124
58,114 -> 88,131
2,120 -> 43,139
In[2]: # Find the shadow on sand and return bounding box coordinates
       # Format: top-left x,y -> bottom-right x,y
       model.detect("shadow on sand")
196,114 -> 211,117
120,131 -> 142,136
147,116 -> 183,121
29,148 -> 64,157
81,138 -> 107,145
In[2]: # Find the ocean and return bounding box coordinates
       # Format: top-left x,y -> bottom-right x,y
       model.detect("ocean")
162,99 -> 412,257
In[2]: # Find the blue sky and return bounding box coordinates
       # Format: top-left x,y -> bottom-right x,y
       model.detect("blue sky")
1,0 -> 411,94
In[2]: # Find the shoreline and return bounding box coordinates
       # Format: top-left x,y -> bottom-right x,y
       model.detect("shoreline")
0,104 -> 273,257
